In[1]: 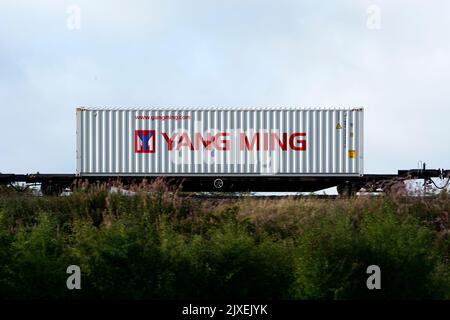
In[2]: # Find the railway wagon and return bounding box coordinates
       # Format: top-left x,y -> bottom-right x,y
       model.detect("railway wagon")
1,107 -> 448,195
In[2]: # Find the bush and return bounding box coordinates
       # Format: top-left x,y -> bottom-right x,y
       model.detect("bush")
290,199 -> 450,299
1,213 -> 67,299
0,185 -> 449,299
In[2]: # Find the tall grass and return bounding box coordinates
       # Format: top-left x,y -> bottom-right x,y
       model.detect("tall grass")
0,183 -> 450,299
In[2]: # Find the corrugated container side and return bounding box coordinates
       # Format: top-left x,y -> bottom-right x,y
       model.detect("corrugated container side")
76,108 -> 364,176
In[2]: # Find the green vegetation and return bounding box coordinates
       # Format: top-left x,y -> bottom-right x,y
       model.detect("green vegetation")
1,182 -> 450,299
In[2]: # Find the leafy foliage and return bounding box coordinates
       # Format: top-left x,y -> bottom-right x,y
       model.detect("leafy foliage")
0,184 -> 450,299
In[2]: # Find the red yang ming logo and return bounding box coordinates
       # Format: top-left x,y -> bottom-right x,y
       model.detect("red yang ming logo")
135,130 -> 155,153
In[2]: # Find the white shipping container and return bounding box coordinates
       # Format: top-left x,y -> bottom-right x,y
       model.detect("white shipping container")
76,107 -> 364,176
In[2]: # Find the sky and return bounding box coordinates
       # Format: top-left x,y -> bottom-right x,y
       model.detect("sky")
1,0 -> 450,177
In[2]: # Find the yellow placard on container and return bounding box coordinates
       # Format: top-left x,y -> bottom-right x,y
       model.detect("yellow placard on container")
348,150 -> 356,159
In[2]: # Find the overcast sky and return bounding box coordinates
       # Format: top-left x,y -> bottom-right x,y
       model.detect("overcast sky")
1,0 -> 449,175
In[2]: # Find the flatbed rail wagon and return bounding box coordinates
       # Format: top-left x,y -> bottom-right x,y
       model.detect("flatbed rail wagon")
1,107 -> 449,195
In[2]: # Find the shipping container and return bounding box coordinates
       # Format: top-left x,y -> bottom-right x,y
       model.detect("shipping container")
76,107 -> 364,177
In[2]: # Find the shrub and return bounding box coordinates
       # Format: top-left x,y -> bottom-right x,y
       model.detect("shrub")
2,213 -> 67,299
0,183 -> 449,299
290,201 -> 450,299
